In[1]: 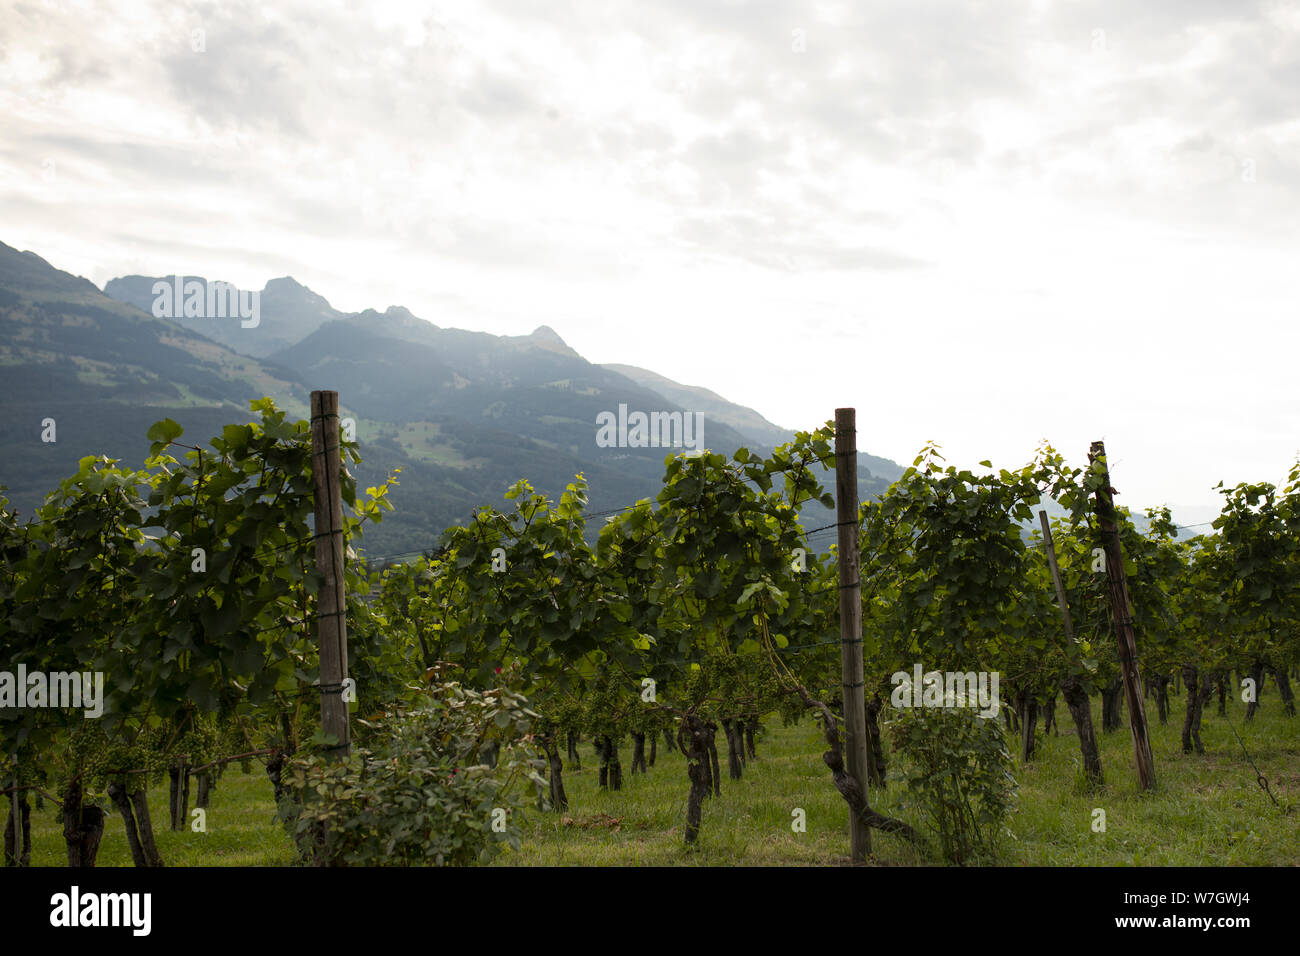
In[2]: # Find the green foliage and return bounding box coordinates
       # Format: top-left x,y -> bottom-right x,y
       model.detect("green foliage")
861,442 -> 1047,665
276,680 -> 546,865
0,399 -> 396,842
886,702 -> 1017,865
9,378 -> 1300,867
1206,472 -> 1300,669
580,669 -> 634,742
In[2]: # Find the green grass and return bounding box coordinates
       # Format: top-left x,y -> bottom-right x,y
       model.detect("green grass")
24,771 -> 298,867
388,420 -> 472,467
1007,697 -> 1299,866
492,719 -> 919,866
489,697 -> 1298,866
18,696 -> 1299,866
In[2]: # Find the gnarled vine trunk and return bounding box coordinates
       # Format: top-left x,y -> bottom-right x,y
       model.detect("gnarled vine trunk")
744,716 -> 758,759
1245,660 -> 1265,721
723,719 -> 744,781
786,685 -> 919,857
630,732 -> 647,774
107,782 -> 164,867
1180,666 -> 1199,753
705,722 -> 721,797
168,762 -> 191,832
680,716 -> 711,845
1153,673 -> 1171,725
1267,664 -> 1295,717
1062,675 -> 1103,786
61,780 -> 105,867
595,735 -> 622,791
4,790 -> 31,867
865,696 -> 886,786
540,731 -> 568,811
1181,665 -> 1208,754
566,732 -> 581,770
195,771 -> 213,810
1042,694 -> 1058,736
1017,692 -> 1038,762
1101,678 -> 1124,733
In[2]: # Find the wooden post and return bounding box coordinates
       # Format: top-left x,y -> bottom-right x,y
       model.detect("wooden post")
311,390 -> 350,760
835,408 -> 870,861
1038,511 -> 1076,644
1039,510 -> 1104,785
1088,441 -> 1155,791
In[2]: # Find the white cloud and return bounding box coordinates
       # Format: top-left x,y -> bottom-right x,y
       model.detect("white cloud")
2,0 -> 1298,513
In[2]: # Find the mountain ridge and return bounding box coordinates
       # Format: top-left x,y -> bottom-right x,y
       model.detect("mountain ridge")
0,241 -> 907,554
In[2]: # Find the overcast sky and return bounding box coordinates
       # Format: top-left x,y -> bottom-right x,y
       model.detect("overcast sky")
4,0 -> 1298,522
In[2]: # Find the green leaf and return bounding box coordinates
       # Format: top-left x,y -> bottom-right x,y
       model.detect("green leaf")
146,418 -> 184,444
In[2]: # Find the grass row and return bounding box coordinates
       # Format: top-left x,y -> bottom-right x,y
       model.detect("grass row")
17,694 -> 1298,866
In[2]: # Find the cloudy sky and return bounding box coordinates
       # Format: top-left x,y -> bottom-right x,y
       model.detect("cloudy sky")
3,0 -> 1298,521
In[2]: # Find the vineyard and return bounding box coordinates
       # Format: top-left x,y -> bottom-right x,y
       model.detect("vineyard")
2,394 -> 1297,868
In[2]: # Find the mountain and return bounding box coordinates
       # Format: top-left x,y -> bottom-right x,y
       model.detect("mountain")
103,274 -> 342,358
603,363 -> 906,483
2,241 -> 910,557
259,311 -> 789,551
0,242 -> 311,516
601,363 -> 792,449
